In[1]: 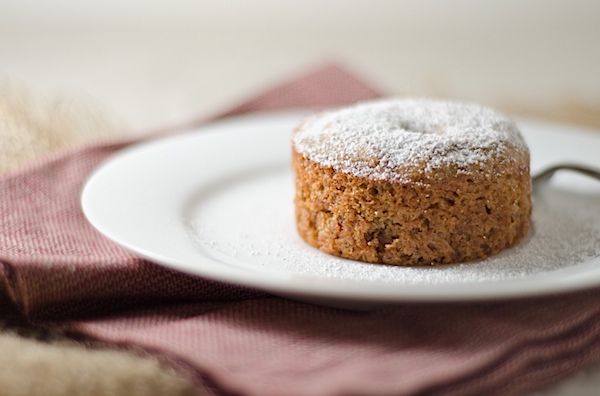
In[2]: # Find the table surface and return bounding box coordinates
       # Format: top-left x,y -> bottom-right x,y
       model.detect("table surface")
1,0 -> 599,131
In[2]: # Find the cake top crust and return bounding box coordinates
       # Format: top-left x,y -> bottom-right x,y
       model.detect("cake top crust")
292,98 -> 529,184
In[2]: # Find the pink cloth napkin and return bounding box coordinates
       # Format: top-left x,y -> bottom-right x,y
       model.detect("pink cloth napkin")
2,64 -> 600,396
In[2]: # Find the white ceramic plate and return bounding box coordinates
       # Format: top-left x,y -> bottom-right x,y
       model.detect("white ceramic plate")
82,111 -> 600,308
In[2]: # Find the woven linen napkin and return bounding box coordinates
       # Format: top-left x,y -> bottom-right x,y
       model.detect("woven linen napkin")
2,64 -> 600,396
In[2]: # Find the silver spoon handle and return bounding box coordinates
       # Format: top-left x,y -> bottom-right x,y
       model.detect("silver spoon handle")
532,164 -> 600,184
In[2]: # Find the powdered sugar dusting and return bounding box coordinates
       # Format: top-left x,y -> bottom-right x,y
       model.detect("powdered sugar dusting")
184,167 -> 600,286
292,99 -> 528,183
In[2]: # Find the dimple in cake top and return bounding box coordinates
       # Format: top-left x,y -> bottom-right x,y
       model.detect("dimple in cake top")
292,98 -> 529,183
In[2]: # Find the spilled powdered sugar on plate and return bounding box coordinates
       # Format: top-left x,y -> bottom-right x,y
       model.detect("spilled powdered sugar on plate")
184,167 -> 600,285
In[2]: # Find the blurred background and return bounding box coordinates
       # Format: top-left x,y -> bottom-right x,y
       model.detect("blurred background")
1,0 -> 599,132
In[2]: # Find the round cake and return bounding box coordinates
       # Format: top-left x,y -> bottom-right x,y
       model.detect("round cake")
292,98 -> 531,266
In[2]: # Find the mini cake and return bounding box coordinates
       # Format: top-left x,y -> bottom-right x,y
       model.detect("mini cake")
292,98 -> 531,266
